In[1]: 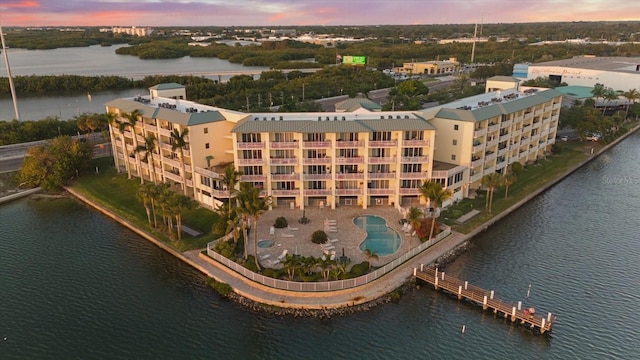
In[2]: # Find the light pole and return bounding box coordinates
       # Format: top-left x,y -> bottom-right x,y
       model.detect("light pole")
302,83 -> 305,101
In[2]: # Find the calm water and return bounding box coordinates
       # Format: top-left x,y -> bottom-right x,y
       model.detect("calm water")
1,132 -> 639,359
355,215 -> 401,256
0,44 -> 268,121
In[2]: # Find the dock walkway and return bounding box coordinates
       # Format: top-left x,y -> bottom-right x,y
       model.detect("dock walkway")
414,267 -> 555,334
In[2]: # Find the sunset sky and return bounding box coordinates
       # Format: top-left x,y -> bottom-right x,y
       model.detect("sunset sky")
1,0 -> 637,27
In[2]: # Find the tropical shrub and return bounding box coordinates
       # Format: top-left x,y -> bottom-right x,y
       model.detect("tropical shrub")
311,230 -> 328,244
273,216 -> 288,228
350,262 -> 370,276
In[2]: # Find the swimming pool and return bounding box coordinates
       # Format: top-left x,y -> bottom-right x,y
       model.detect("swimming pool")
354,215 -> 401,256
257,240 -> 274,248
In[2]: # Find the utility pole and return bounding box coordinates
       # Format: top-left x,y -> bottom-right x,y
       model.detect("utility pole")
0,23 -> 20,121
470,23 -> 478,65
302,83 -> 305,101
246,96 -> 250,111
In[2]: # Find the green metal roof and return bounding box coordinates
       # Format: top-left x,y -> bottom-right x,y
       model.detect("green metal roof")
105,98 -> 228,126
335,98 -> 382,112
149,83 -> 185,91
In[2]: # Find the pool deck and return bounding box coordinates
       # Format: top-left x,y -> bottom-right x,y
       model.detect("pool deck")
253,206 -> 419,268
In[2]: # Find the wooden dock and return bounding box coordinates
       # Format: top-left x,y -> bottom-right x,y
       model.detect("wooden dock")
414,266 -> 556,334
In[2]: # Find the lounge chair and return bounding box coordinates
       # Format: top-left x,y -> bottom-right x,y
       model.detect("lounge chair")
260,253 -> 271,260
322,245 -> 335,251
268,259 -> 280,266
326,227 -> 337,233
288,226 -> 299,231
281,233 -> 295,238
330,238 -> 339,243
269,226 -> 275,236
277,249 -> 288,260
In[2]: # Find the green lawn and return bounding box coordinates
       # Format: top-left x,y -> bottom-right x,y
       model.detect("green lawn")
71,157 -> 222,252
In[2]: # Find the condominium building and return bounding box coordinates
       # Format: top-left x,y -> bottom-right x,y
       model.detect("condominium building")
105,82 -> 561,211
231,112 -> 436,209
425,86 -> 562,198
393,58 -> 460,76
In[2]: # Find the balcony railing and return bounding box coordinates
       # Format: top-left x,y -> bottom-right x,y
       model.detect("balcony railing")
369,140 -> 397,147
368,157 -> 397,164
529,147 -> 538,155
143,123 -> 157,132
500,120 -> 513,129
303,173 -> 331,180
304,189 -> 331,196
335,173 -> 364,180
163,171 -> 182,182
237,142 -> 265,149
532,121 -> 541,129
335,188 -> 362,195
473,128 -> 487,138
162,156 -> 181,168
335,140 -> 364,148
195,166 -> 221,179
399,172 -> 427,179
470,172 -> 483,183
302,157 -> 332,165
472,144 -> 484,153
368,188 -> 394,195
236,158 -> 264,165
158,127 -> 171,136
486,139 -> 498,147
302,141 -> 331,148
487,124 -> 500,133
401,156 -> 429,163
403,139 -> 430,147
272,189 -> 300,196
335,156 -> 364,164
484,152 -> 497,162
499,134 -> 510,142
270,157 -> 298,165
367,172 -> 396,179
471,158 -> 483,168
270,141 -> 298,149
271,173 -> 300,181
399,188 -> 420,195
211,189 -> 233,198
241,174 -> 267,181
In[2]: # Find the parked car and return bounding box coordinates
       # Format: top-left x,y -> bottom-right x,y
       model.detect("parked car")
560,136 -> 569,142
585,133 -> 601,141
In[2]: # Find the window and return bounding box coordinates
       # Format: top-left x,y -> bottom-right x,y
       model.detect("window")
205,143 -> 210,149
204,127 -> 208,134
451,154 -> 456,161
452,139 -> 457,146
454,124 -> 459,131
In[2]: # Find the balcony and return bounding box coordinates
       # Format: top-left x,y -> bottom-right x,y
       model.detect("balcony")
237,142 -> 265,149
195,166 -> 221,179
399,188 -> 420,195
302,141 -> 331,149
270,157 -> 298,165
470,172 -> 483,183
369,140 -> 398,147
270,141 -> 298,149
367,172 -> 396,179
163,171 -> 182,182
368,188 -> 394,195
336,156 -> 364,164
498,147 -> 508,156
486,138 -> 498,147
304,173 -> 331,180
508,157 -> 519,165
487,123 -> 500,133
241,174 -> 267,181
336,188 -> 363,195
305,189 -> 332,196
303,157 -> 332,165
335,140 -> 364,148
473,128 -> 487,138
529,147 -> 538,155
495,161 -> 507,170
143,123 -> 157,132
368,156 -> 397,164
500,119 -> 513,129
484,152 -> 496,162
483,165 -> 496,174
162,156 -> 181,168
520,137 -> 531,146
336,173 -> 364,180
211,189 -> 232,198
532,121 -> 541,129
400,172 -> 427,179
236,158 -> 264,165
471,158 -> 483,168
534,108 -> 543,116
403,139 -> 430,147
158,127 -> 172,136
272,189 -> 300,196
499,134 -> 510,142
272,173 -> 300,181
401,156 -> 429,163
472,144 -> 484,154
542,117 -> 552,125
511,129 -> 522,138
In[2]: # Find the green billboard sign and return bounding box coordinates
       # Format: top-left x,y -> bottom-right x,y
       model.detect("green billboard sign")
342,55 -> 366,65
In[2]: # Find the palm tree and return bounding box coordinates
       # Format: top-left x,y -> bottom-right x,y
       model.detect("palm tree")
316,256 -> 334,281
503,172 -> 515,199
422,182 -> 452,240
602,88 -> 619,115
237,182 -> 271,270
169,193 -> 197,241
481,173 -> 503,214
123,110 -> 143,179
363,248 -> 379,271
170,127 -> 189,195
137,183 -> 154,226
591,83 -> 605,110
282,254 -> 302,280
135,133 -> 158,184
405,206 -> 423,249
622,89 -> 640,118
221,165 -> 241,220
